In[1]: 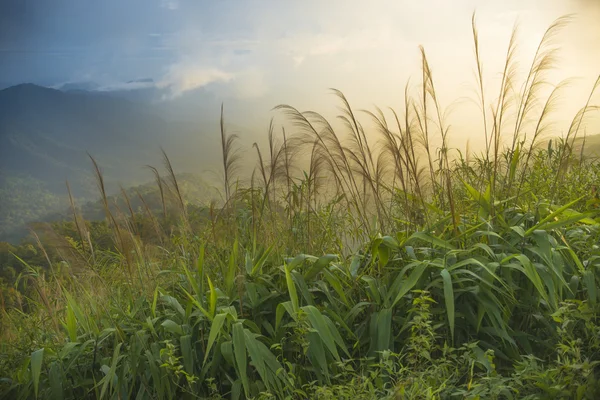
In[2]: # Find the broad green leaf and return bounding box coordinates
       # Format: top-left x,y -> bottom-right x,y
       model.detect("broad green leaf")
463,180 -> 491,220
243,330 -> 285,394
304,254 -> 337,281
285,263 -> 299,313
64,304 -> 77,342
276,301 -> 290,331
207,274 -> 217,319
525,195 -> 586,236
292,271 -> 315,306
307,332 -> 329,381
180,286 -> 211,320
378,243 -> 390,269
204,313 -> 227,365
537,212 -> 597,232
31,348 -> 44,399
225,239 -> 239,295
391,263 -> 428,307
48,361 -> 63,400
583,270 -> 597,305
511,254 -> 549,305
303,305 -> 340,361
323,269 -> 349,306
232,322 -> 249,397
161,320 -> 183,335
100,343 -> 122,399
151,285 -> 159,319
349,255 -> 362,277
376,308 -> 392,353
251,244 -> 273,276
160,295 -> 185,317
406,232 -> 455,250
323,314 -> 350,357
441,269 -> 455,342
180,335 -> 193,375
362,276 -> 381,304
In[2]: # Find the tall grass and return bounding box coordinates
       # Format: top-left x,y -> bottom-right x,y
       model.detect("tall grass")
2,14 -> 600,399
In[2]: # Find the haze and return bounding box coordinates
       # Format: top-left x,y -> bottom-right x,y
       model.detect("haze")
1,1 -> 598,146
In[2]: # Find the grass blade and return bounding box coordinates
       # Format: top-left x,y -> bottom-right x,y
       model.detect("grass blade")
441,269 -> 455,342
31,348 -> 44,399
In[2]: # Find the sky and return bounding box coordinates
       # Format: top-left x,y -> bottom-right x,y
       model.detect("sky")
1,0 -> 600,150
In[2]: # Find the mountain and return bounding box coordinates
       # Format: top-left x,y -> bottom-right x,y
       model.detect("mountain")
58,81 -> 102,92
0,83 -> 228,241
0,83 -> 227,191
0,84 -> 164,193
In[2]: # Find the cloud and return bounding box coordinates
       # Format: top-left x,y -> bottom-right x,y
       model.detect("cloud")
157,64 -> 233,98
98,80 -> 157,91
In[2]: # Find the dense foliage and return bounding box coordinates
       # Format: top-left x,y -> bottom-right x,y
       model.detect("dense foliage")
2,15 -> 600,400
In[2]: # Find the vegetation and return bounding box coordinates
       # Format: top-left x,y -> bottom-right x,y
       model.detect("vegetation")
2,15 -> 600,399
0,171 -> 66,242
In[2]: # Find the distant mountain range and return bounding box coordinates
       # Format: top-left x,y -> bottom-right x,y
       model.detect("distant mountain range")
0,82 -> 235,242
0,83 -> 226,195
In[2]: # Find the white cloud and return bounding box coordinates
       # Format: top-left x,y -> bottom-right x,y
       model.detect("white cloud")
98,80 -> 156,91
157,64 -> 233,98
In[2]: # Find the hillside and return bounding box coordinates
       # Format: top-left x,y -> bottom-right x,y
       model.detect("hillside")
0,84 -> 228,242
0,84 -> 178,194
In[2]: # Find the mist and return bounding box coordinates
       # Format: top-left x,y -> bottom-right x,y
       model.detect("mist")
2,1 -> 599,148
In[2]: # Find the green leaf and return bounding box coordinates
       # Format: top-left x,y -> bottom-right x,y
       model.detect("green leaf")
405,232 -> 455,250
441,269 -> 455,343
151,285 -> 159,319
362,276 -> 381,304
197,243 -> 205,296
100,343 -> 122,399
160,295 -> 185,317
204,313 -> 227,365
161,319 -> 183,335
207,274 -> 217,319
323,269 -> 349,307
303,305 -> 340,361
376,308 -> 392,353
64,304 -> 77,342
275,301 -> 290,331
537,212 -> 597,232
232,322 -> 250,397
349,255 -> 362,277
307,332 -> 329,381
583,270 -> 597,305
292,271 -> 315,306
180,335 -> 194,375
305,254 -> 337,281
251,244 -> 274,276
510,254 -> 549,305
180,286 -> 211,320
391,262 -> 428,307
525,196 -> 586,236
243,330 -> 286,394
323,314 -> 351,357
463,181 -> 491,220
31,348 -> 44,399
48,361 -> 63,400
378,243 -> 390,269
285,263 -> 299,314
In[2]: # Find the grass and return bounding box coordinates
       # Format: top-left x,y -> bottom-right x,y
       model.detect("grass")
1,13 -> 600,399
